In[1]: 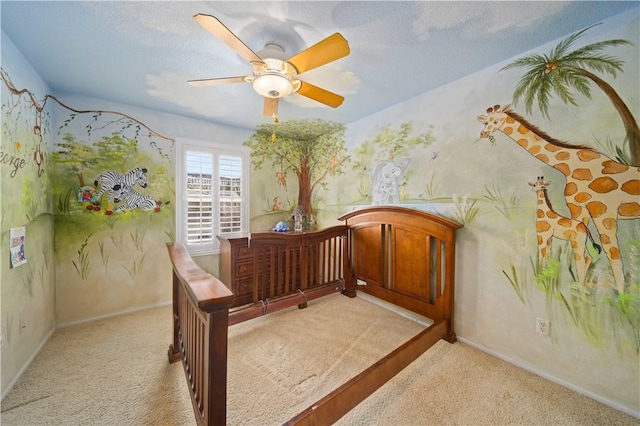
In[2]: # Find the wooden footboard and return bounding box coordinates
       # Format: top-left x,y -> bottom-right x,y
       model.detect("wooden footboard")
167,243 -> 233,426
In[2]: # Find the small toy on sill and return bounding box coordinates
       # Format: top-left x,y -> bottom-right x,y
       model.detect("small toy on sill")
273,221 -> 290,232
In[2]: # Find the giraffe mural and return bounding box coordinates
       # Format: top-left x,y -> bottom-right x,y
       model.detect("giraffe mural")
477,105 -> 640,293
529,176 -> 601,287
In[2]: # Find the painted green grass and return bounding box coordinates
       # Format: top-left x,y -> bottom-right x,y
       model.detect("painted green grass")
447,194 -> 480,225
502,260 -> 534,306
482,181 -> 520,220
56,188 -> 73,215
529,241 -> 639,352
22,264 -> 35,297
129,228 -> 146,251
423,174 -> 441,199
123,252 -> 147,279
97,240 -> 110,276
71,234 -> 93,280
110,230 -> 124,250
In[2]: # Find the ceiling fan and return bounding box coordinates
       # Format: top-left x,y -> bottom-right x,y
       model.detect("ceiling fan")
188,14 -> 350,117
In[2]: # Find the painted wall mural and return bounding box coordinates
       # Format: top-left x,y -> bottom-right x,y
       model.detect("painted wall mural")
467,24 -> 639,357
501,23 -> 639,167
371,158 -> 411,205
1,65 -> 55,395
527,176 -> 602,288
475,103 -> 639,351
351,121 -> 437,208
244,118 -> 350,227
1,70 -> 176,326
477,104 -> 639,294
50,102 -> 175,322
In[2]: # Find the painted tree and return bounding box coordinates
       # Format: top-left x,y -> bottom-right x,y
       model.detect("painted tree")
354,121 -> 435,166
244,119 -> 350,217
501,24 -> 638,165
53,133 -> 98,186
93,132 -> 148,172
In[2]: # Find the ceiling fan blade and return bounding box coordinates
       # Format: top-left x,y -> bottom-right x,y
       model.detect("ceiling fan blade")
187,76 -> 248,87
193,14 -> 263,64
286,33 -> 350,75
263,98 -> 279,117
296,81 -> 344,108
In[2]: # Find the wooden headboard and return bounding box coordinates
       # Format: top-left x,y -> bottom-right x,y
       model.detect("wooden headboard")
339,206 -> 462,339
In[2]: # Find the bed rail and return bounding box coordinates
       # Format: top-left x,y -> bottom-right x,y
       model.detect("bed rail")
284,320 -> 449,425
167,242 -> 233,426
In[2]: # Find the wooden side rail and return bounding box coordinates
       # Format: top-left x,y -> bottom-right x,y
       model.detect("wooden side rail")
229,226 -> 352,325
167,243 -> 233,426
284,320 -> 449,425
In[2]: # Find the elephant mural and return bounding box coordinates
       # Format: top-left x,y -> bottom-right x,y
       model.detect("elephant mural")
371,158 -> 410,205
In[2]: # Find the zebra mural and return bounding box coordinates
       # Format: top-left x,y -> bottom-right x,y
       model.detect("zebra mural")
112,183 -> 164,213
93,167 -> 148,207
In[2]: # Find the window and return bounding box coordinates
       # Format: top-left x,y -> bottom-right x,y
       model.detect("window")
176,138 -> 249,255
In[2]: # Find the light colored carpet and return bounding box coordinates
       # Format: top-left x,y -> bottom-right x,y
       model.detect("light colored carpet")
1,293 -> 638,425
227,293 -> 425,425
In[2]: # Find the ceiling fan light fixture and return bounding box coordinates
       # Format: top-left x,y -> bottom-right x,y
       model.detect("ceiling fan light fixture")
190,16 -> 350,113
252,72 -> 294,98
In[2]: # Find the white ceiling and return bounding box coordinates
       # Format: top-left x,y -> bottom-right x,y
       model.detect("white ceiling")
2,1 -> 638,130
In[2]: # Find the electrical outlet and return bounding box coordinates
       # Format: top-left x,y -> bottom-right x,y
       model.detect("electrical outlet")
536,317 -> 550,336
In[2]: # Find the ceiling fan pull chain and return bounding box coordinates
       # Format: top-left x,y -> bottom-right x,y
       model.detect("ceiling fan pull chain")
272,114 -> 279,142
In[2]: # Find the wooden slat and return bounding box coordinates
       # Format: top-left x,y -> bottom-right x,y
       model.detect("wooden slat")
435,237 -> 443,299
269,248 -> 276,298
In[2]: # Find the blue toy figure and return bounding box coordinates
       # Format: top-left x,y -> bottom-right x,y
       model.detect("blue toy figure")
273,221 -> 290,232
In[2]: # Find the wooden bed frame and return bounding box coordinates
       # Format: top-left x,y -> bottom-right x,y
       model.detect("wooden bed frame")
167,206 -> 461,425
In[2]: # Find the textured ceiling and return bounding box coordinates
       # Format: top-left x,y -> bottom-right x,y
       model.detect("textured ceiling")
2,1 -> 638,130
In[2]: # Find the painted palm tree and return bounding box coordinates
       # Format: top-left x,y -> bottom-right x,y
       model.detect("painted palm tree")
501,24 -> 638,166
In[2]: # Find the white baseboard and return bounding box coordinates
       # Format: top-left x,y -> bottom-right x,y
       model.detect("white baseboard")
354,291 -> 638,419
457,337 -> 640,419
2,301 -> 173,401
55,300 -> 172,329
356,291 -> 434,327
1,327 -> 55,401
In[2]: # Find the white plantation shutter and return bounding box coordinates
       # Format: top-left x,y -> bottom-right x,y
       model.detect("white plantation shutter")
186,151 -> 214,247
218,155 -> 243,234
177,139 -> 248,255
